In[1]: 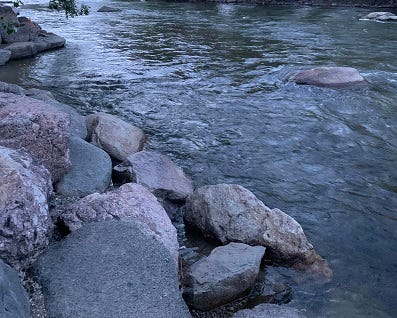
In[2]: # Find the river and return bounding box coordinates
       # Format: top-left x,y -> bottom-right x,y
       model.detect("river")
1,1 -> 396,317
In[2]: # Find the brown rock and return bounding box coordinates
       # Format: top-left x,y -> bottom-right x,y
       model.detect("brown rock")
0,146 -> 52,270
0,92 -> 71,183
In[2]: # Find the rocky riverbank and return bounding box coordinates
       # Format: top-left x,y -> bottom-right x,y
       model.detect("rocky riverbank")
0,80 -> 335,317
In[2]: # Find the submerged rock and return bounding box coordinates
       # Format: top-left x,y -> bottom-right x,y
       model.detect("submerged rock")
55,137 -> 112,197
233,303 -> 307,318
114,150 -> 194,202
291,67 -> 366,87
184,184 -> 328,270
60,183 -> 179,262
34,220 -> 191,318
85,112 -> 146,161
361,12 -> 397,21
0,92 -> 71,183
184,242 -> 265,311
97,5 -> 121,12
0,259 -> 30,318
0,146 -> 52,270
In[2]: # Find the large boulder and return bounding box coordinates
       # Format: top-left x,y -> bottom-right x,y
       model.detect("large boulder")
34,220 -> 191,318
233,304 -> 307,318
60,183 -> 179,262
183,242 -> 265,311
55,137 -> 112,197
85,112 -> 146,161
291,67 -> 366,87
114,150 -> 194,203
0,92 -> 71,183
0,49 -> 11,65
1,17 -> 41,44
4,32 -> 65,60
0,5 -> 19,27
361,12 -> 397,21
184,184 -> 323,266
0,146 -> 52,270
0,259 -> 30,318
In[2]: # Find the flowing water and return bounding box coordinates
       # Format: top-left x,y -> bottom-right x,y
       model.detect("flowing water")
1,1 -> 396,317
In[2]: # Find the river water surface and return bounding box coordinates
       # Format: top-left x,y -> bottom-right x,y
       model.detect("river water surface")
1,1 -> 396,317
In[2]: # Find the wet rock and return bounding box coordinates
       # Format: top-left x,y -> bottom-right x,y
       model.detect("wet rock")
0,259 -> 30,318
24,88 -> 55,100
184,242 -> 265,311
55,137 -> 112,197
60,183 -> 179,261
184,184 -> 321,265
1,17 -> 41,43
361,12 -> 397,21
291,67 -> 366,87
0,92 -> 71,183
233,303 -> 307,318
34,220 -> 191,318
114,150 -> 194,202
85,112 -> 146,161
4,32 -> 65,60
0,49 -> 11,65
97,5 -> 121,12
0,146 -> 52,270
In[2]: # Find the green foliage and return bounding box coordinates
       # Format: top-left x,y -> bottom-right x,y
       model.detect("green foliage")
12,0 -> 24,8
48,0 -> 89,18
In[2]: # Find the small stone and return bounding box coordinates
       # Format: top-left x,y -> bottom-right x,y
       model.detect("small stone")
0,49 -> 11,65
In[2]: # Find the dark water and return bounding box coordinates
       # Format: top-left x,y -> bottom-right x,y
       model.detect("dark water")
1,1 -> 396,317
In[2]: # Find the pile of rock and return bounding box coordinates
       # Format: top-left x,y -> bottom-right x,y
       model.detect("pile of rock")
0,5 -> 65,64
0,81 -> 331,317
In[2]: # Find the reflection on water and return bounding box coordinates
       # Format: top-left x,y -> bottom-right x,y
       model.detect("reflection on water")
1,1 -> 396,317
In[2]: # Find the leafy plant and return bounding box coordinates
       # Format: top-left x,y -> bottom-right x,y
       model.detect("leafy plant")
48,0 -> 89,18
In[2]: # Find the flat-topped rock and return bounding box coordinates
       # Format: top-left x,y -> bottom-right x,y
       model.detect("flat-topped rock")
0,146 -> 52,270
184,242 -> 266,310
60,183 -> 179,262
291,67 -> 366,87
34,220 -> 191,318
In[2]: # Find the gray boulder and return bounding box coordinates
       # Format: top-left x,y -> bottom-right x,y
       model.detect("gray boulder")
0,146 -> 52,270
0,259 -> 30,318
85,112 -> 146,161
233,304 -> 307,318
97,5 -> 121,12
60,183 -> 179,262
361,12 -> 397,21
291,67 -> 366,87
184,242 -> 265,310
114,151 -> 194,201
55,137 -> 112,197
0,92 -> 71,183
0,49 -> 11,65
34,220 -> 191,318
184,184 -> 322,266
